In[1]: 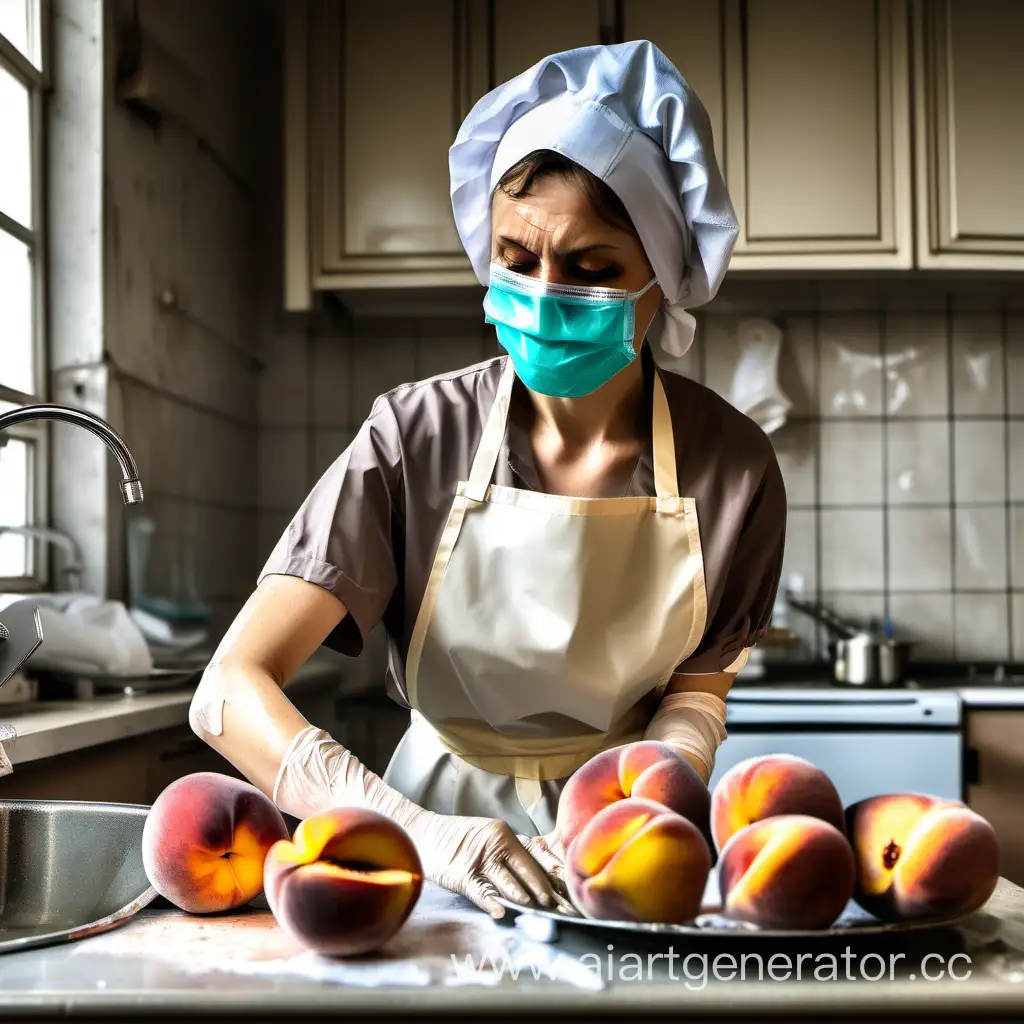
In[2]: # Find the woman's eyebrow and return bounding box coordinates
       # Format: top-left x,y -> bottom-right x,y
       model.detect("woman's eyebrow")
495,235 -> 621,256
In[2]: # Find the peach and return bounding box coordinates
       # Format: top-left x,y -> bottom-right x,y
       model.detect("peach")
846,793 -> 999,922
718,814 -> 855,930
554,740 -> 711,854
142,771 -> 289,914
565,797 -> 711,923
264,807 -> 422,957
711,753 -> 845,852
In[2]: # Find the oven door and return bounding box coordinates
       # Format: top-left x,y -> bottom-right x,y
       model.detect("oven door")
709,690 -> 964,805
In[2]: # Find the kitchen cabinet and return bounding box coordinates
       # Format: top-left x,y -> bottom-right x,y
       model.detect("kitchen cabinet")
721,0 -> 912,269
912,0 -> 1024,269
965,710 -> 1024,887
285,0 -> 608,306
283,0 -> 1022,297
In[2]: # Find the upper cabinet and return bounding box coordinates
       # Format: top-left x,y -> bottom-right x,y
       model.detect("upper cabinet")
285,0 -> 607,307
913,0 -> 1024,269
722,0 -> 912,269
284,0 -> 1024,305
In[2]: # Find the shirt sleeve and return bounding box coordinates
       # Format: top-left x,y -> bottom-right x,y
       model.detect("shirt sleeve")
676,454 -> 787,675
258,396 -> 404,657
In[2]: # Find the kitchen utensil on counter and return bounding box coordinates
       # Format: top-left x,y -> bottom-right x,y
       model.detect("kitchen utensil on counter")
786,595 -> 914,686
0,800 -> 157,955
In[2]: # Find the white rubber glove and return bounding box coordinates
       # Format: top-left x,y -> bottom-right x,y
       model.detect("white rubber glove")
273,725 -> 560,918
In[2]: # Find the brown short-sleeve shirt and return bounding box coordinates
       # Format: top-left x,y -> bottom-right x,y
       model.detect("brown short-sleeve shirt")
260,345 -> 787,706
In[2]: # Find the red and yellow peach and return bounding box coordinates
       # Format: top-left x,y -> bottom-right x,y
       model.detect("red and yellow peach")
717,813 -> 855,930
264,807 -> 423,957
554,740 -> 711,854
142,771 -> 289,914
711,754 -> 845,852
846,793 -> 999,922
565,796 -> 711,924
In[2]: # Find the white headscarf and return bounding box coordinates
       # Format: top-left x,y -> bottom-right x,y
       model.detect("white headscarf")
449,40 -> 740,358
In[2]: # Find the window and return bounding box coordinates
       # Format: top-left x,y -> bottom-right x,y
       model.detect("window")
0,0 -> 48,586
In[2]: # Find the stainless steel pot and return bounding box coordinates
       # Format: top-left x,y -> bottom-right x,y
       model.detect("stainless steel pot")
788,596 -> 914,686
828,634 -> 914,686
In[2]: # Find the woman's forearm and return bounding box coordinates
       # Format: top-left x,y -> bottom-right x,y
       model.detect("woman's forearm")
644,674 -> 734,783
189,660 -> 313,796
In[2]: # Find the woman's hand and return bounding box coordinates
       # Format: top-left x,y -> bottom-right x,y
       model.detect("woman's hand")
406,810 -> 566,918
516,831 -> 576,911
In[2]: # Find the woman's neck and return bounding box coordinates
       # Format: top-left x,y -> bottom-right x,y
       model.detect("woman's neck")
517,351 -> 648,450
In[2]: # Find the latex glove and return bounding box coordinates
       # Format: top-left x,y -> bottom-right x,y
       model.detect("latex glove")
273,725 -> 558,918
516,831 -> 577,912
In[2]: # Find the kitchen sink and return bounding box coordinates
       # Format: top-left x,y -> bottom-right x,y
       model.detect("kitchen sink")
0,799 -> 157,955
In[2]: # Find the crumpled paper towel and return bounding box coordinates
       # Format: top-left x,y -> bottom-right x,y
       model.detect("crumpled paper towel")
726,317 -> 792,434
0,592 -> 153,677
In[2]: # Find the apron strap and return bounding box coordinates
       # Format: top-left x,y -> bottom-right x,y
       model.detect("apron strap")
467,358 -> 517,495
651,370 -> 679,499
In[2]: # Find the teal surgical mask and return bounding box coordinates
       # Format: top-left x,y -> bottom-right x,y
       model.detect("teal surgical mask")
483,264 -> 657,398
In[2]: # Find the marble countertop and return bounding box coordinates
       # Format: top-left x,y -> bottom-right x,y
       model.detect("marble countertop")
2,880 -> 1024,1020
0,651 -> 356,767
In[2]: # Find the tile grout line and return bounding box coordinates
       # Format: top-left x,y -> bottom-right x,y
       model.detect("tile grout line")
946,293 -> 959,659
1002,307 -> 1014,659
881,306 -> 891,624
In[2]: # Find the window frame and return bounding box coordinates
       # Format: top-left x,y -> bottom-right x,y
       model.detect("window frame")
0,0 -> 52,591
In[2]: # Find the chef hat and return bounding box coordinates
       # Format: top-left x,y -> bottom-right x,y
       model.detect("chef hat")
450,40 -> 739,358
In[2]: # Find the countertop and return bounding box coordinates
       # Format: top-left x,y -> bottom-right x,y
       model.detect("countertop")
0,651 -> 355,767
2,879 -> 1024,1021
5,662 -> 1024,769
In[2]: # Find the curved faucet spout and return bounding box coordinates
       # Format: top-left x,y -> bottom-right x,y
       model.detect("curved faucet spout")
0,404 -> 144,505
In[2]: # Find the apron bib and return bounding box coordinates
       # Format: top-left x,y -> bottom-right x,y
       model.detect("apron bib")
382,357 -> 708,834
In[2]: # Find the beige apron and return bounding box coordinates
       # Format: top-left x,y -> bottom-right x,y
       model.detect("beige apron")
381,357 -> 708,835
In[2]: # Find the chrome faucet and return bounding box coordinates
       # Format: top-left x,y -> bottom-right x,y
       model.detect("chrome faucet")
0,404 -> 144,692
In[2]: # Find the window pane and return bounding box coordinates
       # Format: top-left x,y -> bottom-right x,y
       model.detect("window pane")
0,64 -> 32,228
0,436 -> 30,577
0,230 -> 34,396
0,0 -> 40,68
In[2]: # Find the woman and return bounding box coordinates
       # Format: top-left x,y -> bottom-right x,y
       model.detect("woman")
189,41 -> 786,919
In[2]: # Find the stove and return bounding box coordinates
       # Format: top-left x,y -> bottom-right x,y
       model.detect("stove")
712,686 -> 964,805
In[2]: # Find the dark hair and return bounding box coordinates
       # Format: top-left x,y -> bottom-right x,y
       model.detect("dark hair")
493,149 -> 638,237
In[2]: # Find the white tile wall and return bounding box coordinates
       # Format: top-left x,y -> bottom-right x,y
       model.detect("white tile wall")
954,421 -> 1007,503
952,313 -> 1005,416
818,314 -> 883,417
819,421 -> 883,505
888,507 -> 953,591
955,594 -> 1011,661
886,421 -> 952,505
954,507 -> 1009,591
819,509 -> 885,591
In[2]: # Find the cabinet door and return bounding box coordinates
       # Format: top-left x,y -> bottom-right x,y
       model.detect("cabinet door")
492,3 -> 604,87
966,710 -> 1024,887
146,727 -> 242,802
622,0 -> 726,167
724,0 -> 913,269
914,0 -> 1024,268
297,0 -> 477,293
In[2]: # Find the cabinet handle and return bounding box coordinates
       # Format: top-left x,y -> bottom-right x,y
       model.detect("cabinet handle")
964,747 -> 980,786
159,740 -> 207,762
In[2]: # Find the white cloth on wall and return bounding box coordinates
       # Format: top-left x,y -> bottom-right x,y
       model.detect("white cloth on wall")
725,317 -> 792,434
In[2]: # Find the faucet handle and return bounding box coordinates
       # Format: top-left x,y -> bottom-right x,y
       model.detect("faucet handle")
0,602 -> 44,690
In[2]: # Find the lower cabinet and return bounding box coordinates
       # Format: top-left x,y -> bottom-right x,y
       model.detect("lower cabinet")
2,683 -> 409,806
965,710 -> 1024,887
3,725 -> 241,804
